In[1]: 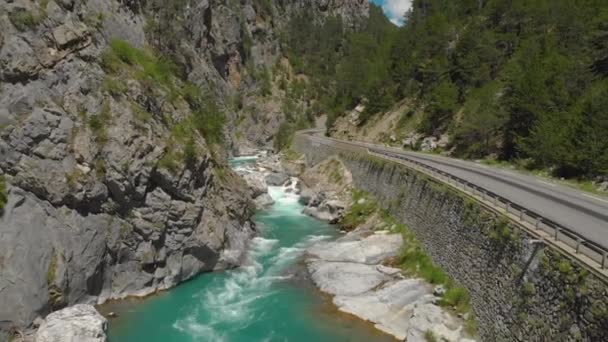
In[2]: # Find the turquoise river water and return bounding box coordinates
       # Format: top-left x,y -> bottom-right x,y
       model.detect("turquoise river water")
106,157 -> 394,342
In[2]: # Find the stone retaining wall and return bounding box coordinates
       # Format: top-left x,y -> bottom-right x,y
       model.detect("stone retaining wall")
294,136 -> 608,342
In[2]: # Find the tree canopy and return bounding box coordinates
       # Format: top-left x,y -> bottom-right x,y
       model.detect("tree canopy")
285,0 -> 608,179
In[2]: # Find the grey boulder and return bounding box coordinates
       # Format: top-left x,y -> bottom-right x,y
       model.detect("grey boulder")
265,172 -> 289,186
35,304 -> 107,342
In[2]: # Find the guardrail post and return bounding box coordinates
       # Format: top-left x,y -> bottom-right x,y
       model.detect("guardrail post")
535,218 -> 542,230
493,196 -> 498,206
603,252 -> 607,269
554,228 -> 561,241
481,191 -> 485,201
575,238 -> 582,254
519,209 -> 525,221
506,203 -> 510,214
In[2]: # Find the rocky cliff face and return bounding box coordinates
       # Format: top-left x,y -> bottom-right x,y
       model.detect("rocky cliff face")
0,0 -> 369,335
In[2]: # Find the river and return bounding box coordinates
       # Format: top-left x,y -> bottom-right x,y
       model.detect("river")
106,157 -> 394,341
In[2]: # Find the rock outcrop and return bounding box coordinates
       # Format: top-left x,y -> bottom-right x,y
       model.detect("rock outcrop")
35,305 -> 107,342
299,157 -> 352,222
307,231 -> 473,342
0,0 -> 369,335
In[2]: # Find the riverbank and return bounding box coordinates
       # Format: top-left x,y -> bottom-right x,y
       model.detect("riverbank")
295,154 -> 476,341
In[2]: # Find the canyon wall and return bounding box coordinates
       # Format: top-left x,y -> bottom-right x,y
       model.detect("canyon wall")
0,0 -> 369,335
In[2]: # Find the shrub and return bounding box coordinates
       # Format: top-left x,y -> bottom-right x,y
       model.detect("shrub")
103,40 -> 177,87
158,152 -> 181,174
424,330 -> 438,342
9,9 -> 45,31
440,287 -> 471,313
273,122 -> 295,151
0,175 -> 7,214
102,77 -> 128,97
183,137 -> 197,167
192,99 -> 225,145
88,102 -> 111,144
341,190 -> 378,230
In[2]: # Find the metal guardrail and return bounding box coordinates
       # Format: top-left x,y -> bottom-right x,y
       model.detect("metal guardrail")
296,132 -> 608,275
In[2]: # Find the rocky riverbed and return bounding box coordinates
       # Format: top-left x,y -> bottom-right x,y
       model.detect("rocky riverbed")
306,230 -> 475,342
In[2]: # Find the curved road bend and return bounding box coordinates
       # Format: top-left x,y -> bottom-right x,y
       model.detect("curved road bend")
304,132 -> 608,250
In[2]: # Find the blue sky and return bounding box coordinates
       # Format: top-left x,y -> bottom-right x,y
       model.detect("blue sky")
371,0 -> 412,26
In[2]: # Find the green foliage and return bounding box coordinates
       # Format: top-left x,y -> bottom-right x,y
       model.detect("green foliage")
130,102 -> 152,124
419,80 -> 459,134
287,0 -> 608,179
0,175 -> 7,214
400,244 -> 447,284
190,96 -> 226,145
441,287 -> 471,313
282,148 -> 302,161
102,77 -> 128,97
488,216 -> 518,246
253,0 -> 273,17
341,190 -> 379,230
94,159 -> 106,178
522,281 -> 536,296
273,122 -> 295,151
8,7 -> 46,31
88,102 -> 111,145
107,39 -> 177,86
283,4 -> 397,132
46,252 -> 57,285
557,260 -> 573,274
424,330 -> 438,342
158,152 -> 181,174
256,67 -> 272,97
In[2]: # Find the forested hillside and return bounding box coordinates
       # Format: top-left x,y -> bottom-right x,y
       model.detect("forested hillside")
287,0 -> 608,180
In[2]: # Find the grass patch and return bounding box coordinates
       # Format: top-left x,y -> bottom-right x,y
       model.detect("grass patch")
341,189 -> 378,230
88,102 -> 111,145
94,159 -> 106,178
102,77 -> 128,97
65,168 -> 85,189
424,330 -> 438,342
46,252 -> 57,285
0,175 -> 7,214
441,286 -> 470,312
396,224 -> 473,316
130,102 -> 152,121
103,39 -> 177,87
282,148 -> 302,161
158,152 -> 182,174
342,187 -> 477,335
9,8 -> 46,31
488,216 -> 518,246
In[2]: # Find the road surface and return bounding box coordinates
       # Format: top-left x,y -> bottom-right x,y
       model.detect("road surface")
303,131 -> 608,251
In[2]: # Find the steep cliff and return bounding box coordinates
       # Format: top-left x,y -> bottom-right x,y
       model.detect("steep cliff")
0,0 -> 369,334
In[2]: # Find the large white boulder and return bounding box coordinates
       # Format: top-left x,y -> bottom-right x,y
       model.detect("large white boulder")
35,304 -> 107,342
243,172 -> 268,197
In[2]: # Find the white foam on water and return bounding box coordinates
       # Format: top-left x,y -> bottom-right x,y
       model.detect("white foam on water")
173,315 -> 225,342
305,235 -> 332,243
250,237 -> 279,257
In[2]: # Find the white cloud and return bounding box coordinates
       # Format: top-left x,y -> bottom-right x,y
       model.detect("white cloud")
381,0 -> 412,26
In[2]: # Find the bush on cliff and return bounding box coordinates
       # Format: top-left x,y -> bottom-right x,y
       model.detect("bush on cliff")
0,176 -> 7,214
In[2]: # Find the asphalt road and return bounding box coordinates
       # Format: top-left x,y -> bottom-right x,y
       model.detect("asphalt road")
304,132 -> 608,250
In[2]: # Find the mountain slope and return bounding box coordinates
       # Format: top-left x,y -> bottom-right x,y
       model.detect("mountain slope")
321,0 -> 608,182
